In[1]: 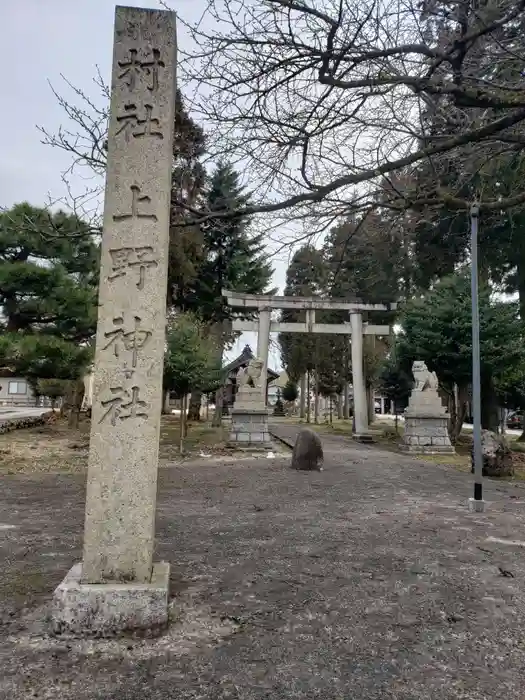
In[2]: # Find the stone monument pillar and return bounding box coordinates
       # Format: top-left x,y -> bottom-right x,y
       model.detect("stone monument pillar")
401,361 -> 455,454
51,5 -> 177,635
228,358 -> 272,449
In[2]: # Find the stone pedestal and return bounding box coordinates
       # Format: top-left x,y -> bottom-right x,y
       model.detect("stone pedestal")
228,361 -> 272,449
401,372 -> 455,455
228,408 -> 272,449
401,413 -> 455,454
51,562 -> 170,637
468,498 -> 486,513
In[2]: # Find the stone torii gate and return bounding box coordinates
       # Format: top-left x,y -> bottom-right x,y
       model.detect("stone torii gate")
223,290 -> 396,440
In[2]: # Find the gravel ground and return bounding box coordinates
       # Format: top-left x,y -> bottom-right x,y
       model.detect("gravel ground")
1,425 -> 525,699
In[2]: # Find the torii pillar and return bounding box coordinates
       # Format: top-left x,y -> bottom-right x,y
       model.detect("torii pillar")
256,308 -> 271,404
350,312 -> 369,440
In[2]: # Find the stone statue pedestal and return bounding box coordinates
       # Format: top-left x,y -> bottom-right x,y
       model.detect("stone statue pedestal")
401,412 -> 455,454
228,407 -> 272,449
228,389 -> 272,449
401,368 -> 455,455
227,358 -> 273,450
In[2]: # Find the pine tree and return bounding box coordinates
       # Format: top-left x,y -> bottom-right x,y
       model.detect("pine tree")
168,89 -> 207,306
0,203 -> 98,399
324,215 -> 400,312
182,161 -> 274,421
184,162 -> 272,324
278,245 -> 327,382
322,215 -> 399,415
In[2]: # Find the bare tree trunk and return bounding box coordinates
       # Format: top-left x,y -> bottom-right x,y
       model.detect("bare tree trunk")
210,320 -> 228,428
366,385 -> 375,424
337,393 -> 343,419
481,377 -> 500,432
306,372 -> 311,423
314,374 -> 320,424
179,394 -> 186,454
163,390 -> 171,414
343,381 -> 350,419
299,374 -> 306,419
500,408 -> 507,436
212,386 -> 224,427
187,389 -> 202,421
183,394 -> 189,436
447,388 -> 457,442
67,380 -> 84,429
446,385 -> 468,444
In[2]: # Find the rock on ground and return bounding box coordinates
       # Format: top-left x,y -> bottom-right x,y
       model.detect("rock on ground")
471,429 -> 513,477
291,427 -> 323,471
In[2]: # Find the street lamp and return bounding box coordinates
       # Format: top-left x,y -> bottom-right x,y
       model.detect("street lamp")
469,201 -> 485,512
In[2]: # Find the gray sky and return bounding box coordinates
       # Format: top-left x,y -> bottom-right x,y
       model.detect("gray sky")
0,0 -> 284,370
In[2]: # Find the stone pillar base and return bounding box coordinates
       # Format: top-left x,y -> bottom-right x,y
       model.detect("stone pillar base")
50,562 -> 170,637
401,413 -> 455,454
353,433 -> 374,444
228,408 -> 273,450
468,498 -> 486,513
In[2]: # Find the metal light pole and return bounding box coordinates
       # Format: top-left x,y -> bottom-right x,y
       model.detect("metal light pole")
470,202 -> 485,512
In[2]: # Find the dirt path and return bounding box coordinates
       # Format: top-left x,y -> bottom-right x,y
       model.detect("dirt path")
2,438 -> 525,699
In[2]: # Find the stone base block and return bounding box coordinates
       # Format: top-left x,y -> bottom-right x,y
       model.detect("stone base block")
51,562 -> 170,637
353,433 -> 375,444
402,413 -> 455,455
468,497 -> 486,513
228,408 -> 273,450
400,443 -> 455,454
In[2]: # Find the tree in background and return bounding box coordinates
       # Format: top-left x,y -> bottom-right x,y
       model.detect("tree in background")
36,378 -> 72,410
278,245 -> 329,422
168,89 -> 207,308
390,2 -> 525,303
0,203 -> 98,422
397,272 -> 525,439
324,215 -> 399,418
324,215 -> 400,310
316,354 -> 345,422
378,351 -> 413,434
281,380 -> 299,403
164,313 -> 221,452
279,245 -> 327,382
182,161 -> 273,422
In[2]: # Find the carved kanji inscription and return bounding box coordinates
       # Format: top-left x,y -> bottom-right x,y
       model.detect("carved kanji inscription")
102,315 -> 152,368
116,103 -> 163,141
118,48 -> 165,92
108,246 -> 158,289
98,385 -> 149,426
113,184 -> 158,223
